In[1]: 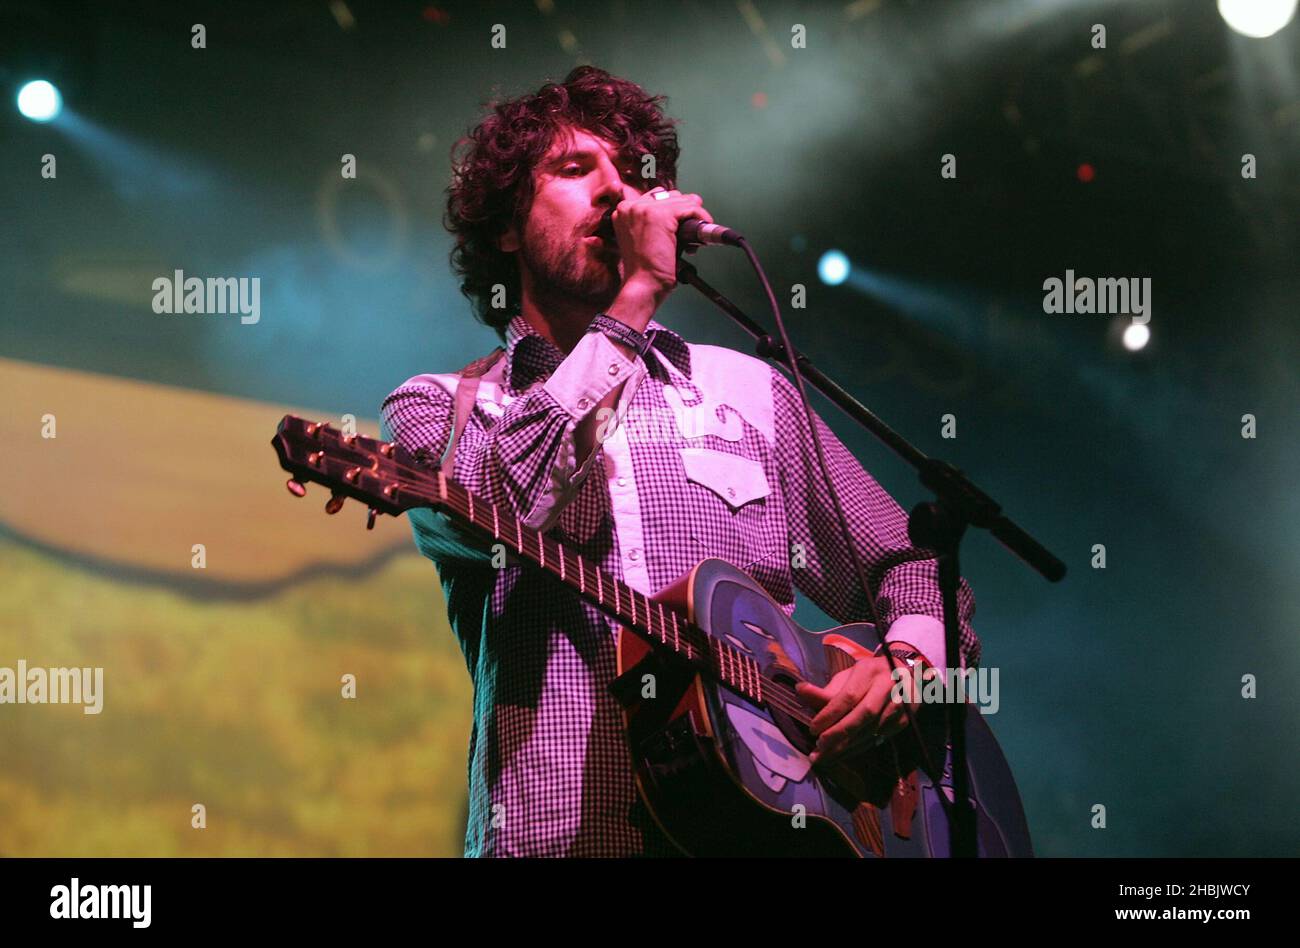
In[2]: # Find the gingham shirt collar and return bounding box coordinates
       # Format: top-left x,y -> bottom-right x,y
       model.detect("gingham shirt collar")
504,313 -> 692,391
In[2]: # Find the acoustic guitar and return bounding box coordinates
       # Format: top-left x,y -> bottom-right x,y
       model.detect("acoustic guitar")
272,415 -> 1033,857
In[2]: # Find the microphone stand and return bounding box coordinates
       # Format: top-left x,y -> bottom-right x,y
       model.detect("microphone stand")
675,255 -> 1066,858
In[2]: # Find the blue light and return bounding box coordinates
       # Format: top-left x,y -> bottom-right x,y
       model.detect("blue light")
17,80 -> 62,122
818,250 -> 850,286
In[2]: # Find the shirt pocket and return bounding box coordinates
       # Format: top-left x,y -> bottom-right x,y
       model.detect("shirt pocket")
680,447 -> 777,570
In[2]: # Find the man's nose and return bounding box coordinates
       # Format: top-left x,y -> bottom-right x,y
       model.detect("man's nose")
594,158 -> 636,203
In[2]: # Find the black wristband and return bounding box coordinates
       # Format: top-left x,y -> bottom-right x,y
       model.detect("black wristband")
881,645 -> 923,666
588,312 -> 653,358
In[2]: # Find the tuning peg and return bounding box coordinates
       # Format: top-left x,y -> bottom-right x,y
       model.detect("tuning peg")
366,507 -> 379,530
325,491 -> 346,515
286,479 -> 307,497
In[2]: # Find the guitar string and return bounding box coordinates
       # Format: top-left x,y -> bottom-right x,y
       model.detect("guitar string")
299,439 -> 860,729
297,444 -> 850,728
397,478 -> 850,731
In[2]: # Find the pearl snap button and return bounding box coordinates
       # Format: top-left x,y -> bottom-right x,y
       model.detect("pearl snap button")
577,397 -> 589,410
608,363 -> 620,375
617,476 -> 627,487
628,549 -> 640,561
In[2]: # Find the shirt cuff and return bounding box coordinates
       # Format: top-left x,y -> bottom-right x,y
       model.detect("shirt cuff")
542,329 -> 645,420
884,614 -> 963,679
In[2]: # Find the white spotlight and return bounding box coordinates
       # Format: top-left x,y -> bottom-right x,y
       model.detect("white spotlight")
1122,322 -> 1150,352
17,80 -> 62,122
1218,0 -> 1297,38
818,250 -> 850,286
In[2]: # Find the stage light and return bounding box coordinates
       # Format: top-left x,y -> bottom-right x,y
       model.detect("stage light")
818,250 -> 850,286
1122,322 -> 1150,351
1217,0 -> 1297,38
17,79 -> 62,122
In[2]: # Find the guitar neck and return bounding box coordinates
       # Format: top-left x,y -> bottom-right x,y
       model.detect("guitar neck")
428,471 -> 760,698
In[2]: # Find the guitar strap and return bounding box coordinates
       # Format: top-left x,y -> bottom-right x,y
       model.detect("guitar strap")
440,346 -> 506,478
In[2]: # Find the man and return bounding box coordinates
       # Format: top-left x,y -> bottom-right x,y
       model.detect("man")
381,66 -> 980,857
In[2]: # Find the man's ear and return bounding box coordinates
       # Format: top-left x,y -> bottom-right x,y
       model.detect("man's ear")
498,220 -> 520,253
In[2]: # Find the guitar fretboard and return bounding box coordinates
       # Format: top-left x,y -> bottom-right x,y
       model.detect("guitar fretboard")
433,472 -> 763,703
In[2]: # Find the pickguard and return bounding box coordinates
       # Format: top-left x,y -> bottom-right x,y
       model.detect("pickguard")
723,701 -> 813,793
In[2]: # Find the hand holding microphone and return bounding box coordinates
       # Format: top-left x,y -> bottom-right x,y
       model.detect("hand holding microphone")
598,186 -> 742,308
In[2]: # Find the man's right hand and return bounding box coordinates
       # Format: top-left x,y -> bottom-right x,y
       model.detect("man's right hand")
610,186 -> 714,319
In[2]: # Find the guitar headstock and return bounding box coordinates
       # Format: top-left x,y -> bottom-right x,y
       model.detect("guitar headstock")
271,415 -> 439,522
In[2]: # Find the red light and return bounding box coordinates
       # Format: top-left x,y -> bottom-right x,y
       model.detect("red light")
751,91 -> 768,109
422,5 -> 449,24
1077,162 -> 1095,183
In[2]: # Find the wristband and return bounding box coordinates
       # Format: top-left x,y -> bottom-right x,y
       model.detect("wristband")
881,645 -> 923,668
588,312 -> 653,358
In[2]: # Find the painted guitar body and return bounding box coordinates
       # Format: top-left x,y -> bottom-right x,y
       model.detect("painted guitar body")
616,558 -> 1033,858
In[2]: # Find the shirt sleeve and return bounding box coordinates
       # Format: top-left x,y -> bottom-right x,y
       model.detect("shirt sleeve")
771,367 -> 981,674
379,330 -> 647,564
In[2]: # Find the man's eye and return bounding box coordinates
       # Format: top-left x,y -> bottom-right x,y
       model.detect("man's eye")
562,165 -> 583,176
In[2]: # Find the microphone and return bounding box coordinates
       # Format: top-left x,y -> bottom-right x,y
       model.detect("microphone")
595,207 -> 742,250
679,218 -> 743,248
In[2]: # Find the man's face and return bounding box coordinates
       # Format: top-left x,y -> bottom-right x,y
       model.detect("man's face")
499,126 -> 650,311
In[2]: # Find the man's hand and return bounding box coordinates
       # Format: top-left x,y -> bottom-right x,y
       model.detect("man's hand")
611,186 -> 713,315
794,654 -> 930,765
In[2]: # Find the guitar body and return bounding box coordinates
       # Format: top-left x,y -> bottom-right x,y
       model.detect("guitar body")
616,558 -> 1033,857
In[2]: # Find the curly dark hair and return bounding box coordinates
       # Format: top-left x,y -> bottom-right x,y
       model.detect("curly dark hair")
444,65 -> 681,342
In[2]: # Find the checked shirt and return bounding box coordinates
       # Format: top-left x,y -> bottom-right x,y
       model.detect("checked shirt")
380,313 -> 980,856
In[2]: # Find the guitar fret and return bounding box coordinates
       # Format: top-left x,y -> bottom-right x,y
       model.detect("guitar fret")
409,477 -> 750,704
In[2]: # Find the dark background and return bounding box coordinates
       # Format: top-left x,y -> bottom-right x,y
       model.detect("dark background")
3,0 -> 1297,856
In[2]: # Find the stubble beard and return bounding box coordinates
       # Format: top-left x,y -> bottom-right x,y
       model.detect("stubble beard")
520,225 -> 623,317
